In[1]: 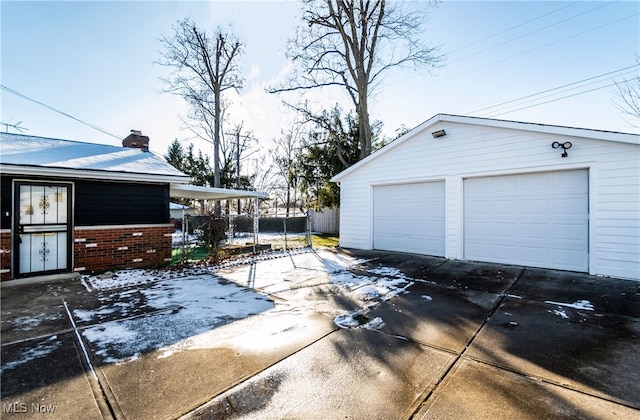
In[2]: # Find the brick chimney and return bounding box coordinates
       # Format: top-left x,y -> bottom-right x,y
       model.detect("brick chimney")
122,130 -> 149,151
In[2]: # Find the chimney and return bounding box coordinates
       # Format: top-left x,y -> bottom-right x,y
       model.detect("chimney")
122,129 -> 149,151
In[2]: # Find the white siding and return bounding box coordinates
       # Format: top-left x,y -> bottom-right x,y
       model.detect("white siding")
337,121 -> 640,280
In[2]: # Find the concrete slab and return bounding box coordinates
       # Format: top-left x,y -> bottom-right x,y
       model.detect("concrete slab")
414,358 -> 639,419
427,259 -> 525,293
183,328 -> 456,420
0,280 -> 81,342
341,249 -> 447,280
367,281 -> 501,352
466,297 -> 640,408
511,267 -> 640,317
0,332 -> 104,419
92,310 -> 337,419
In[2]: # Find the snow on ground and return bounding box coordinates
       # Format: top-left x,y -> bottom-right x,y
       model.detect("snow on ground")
75,249 -> 413,363
78,275 -> 274,363
0,336 -> 60,373
545,300 -> 594,311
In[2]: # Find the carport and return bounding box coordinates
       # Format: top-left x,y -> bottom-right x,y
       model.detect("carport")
169,184 -> 269,249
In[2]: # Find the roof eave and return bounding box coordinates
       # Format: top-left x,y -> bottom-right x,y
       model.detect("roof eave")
0,164 -> 191,184
169,184 -> 269,200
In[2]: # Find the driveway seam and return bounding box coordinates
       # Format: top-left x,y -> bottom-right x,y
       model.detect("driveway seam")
462,355 -> 640,411
407,266 -> 527,419
180,326 -> 341,419
62,298 -> 120,420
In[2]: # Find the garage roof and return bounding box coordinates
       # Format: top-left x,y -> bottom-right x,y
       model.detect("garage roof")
332,114 -> 639,183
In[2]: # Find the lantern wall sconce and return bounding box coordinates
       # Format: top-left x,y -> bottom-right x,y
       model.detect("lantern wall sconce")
432,129 -> 446,138
552,141 -> 572,157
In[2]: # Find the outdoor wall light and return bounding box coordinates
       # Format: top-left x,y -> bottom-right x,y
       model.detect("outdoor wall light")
432,129 -> 446,138
552,141 -> 572,157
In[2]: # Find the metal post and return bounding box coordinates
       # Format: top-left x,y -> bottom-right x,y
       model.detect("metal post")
283,216 -> 288,250
253,197 -> 259,254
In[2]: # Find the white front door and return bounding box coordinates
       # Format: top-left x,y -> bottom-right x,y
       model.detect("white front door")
16,182 -> 72,276
373,182 -> 445,256
464,170 -> 589,272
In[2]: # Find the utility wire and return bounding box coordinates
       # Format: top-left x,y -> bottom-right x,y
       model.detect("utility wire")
467,64 -> 639,116
484,82 -> 620,118
1,84 -> 122,140
385,12 -> 638,99
448,1 -> 584,55
448,1 -> 616,65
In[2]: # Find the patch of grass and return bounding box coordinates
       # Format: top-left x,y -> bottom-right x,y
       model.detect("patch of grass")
311,234 -> 339,248
171,246 -> 208,264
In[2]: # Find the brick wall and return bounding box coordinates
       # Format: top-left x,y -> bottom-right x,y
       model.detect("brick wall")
0,230 -> 10,281
74,224 -> 174,274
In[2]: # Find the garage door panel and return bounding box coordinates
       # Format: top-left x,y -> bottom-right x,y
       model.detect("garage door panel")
464,170 -> 588,272
373,182 -> 445,256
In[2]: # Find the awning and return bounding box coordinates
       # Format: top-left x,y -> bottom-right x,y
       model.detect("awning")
170,184 -> 269,201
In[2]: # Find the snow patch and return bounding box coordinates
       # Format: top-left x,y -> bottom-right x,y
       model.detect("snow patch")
1,336 -> 60,372
79,275 -> 274,363
545,300 -> 594,311
334,313 -> 385,331
548,309 -> 570,319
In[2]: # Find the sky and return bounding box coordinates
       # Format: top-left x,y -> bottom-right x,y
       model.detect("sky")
1,0 -> 639,165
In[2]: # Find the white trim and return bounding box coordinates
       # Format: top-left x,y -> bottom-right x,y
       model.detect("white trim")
370,176 -> 447,187
170,184 -> 268,200
588,164 -> 597,276
75,223 -> 174,231
0,229 -> 10,234
458,162 -> 593,180
1,164 -> 190,184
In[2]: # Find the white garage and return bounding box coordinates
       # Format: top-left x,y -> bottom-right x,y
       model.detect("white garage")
464,170 -> 589,272
331,114 -> 640,281
373,182 -> 445,256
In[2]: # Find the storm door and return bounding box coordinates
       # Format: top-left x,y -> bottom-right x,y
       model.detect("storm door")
15,182 -> 72,277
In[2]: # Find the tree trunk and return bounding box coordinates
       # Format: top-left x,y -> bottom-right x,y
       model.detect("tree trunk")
358,84 -> 372,159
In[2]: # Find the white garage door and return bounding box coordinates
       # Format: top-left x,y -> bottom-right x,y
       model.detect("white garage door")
464,170 -> 589,272
373,182 -> 445,256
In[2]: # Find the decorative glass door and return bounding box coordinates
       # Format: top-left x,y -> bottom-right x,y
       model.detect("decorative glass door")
16,183 -> 72,276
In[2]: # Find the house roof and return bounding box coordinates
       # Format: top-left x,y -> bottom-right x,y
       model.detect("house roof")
0,132 -> 190,184
331,114 -> 640,182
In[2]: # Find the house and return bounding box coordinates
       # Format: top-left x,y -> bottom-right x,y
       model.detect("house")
170,202 -> 196,220
331,114 -> 640,281
0,131 -> 190,281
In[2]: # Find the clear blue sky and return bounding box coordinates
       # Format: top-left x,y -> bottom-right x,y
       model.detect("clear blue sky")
2,1 -> 638,159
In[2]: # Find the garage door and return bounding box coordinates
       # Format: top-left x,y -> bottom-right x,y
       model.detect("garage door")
464,170 -> 588,271
373,182 -> 445,256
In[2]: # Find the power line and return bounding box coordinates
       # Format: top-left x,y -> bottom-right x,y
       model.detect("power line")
483,82 -> 621,118
448,1 -> 616,65
467,64 -> 639,116
0,85 -> 122,140
384,11 -> 638,99
447,1 -> 584,56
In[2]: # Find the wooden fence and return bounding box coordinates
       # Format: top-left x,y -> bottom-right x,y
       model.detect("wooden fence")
309,208 -> 340,235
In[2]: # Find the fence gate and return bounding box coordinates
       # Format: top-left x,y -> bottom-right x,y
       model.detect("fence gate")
14,182 -> 72,277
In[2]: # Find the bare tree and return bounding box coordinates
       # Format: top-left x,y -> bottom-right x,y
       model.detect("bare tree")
270,0 -> 441,160
272,125 -> 303,216
158,18 -> 244,213
613,57 -> 640,128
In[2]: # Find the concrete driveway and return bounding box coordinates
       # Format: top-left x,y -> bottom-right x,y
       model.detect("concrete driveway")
1,249 -> 639,419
